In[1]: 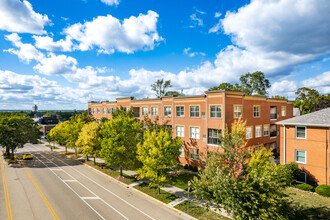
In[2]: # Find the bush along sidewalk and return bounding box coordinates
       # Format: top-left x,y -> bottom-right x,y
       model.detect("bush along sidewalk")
315,185 -> 330,197
295,183 -> 314,192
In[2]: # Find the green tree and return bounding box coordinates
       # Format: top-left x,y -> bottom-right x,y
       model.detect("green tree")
76,122 -> 101,164
137,128 -> 181,194
239,71 -> 271,96
208,82 -> 239,91
112,106 -> 134,119
151,79 -> 172,98
100,114 -> 142,176
0,113 -> 41,159
44,111 -> 56,116
294,87 -> 320,114
192,118 -> 290,219
165,91 -> 184,96
48,121 -> 70,152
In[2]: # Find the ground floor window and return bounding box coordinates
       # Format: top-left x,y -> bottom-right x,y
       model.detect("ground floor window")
189,148 -> 199,161
180,146 -> 185,157
296,172 -> 307,183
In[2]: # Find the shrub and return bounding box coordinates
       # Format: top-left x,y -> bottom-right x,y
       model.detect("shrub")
280,162 -> 300,186
295,183 -> 314,192
183,164 -> 189,169
192,166 -> 198,172
315,185 -> 330,197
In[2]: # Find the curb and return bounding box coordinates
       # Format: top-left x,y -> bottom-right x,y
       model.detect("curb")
83,163 -> 197,220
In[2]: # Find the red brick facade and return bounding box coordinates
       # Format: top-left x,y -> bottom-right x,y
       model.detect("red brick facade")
88,91 -> 293,168
279,125 -> 330,185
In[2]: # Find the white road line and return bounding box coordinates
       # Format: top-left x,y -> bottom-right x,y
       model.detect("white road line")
63,180 -> 77,182
81,197 -> 100,200
47,154 -> 156,220
36,154 -> 130,220
50,168 -> 63,171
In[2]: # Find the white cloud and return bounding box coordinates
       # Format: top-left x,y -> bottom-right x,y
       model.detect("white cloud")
214,12 -> 222,18
208,19 -> 221,33
302,71 -> 330,88
63,10 -> 162,54
0,0 -> 49,34
33,35 -> 74,52
100,0 -> 120,6
34,53 -> 78,75
183,48 -> 205,57
189,14 -> 203,27
0,70 -> 91,109
4,33 -> 44,63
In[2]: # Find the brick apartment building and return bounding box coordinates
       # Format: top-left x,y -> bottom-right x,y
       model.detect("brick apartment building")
277,108 -> 330,185
88,90 -> 293,167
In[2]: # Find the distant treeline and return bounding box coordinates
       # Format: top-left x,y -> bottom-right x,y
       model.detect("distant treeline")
0,110 -> 85,121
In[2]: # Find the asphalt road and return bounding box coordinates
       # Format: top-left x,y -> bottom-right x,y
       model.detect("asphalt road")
0,143 -> 191,220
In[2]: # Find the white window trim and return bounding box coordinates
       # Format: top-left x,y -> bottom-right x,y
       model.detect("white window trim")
263,125 -> 269,136
295,126 -> 307,139
295,149 -> 307,164
255,126 -> 262,138
210,105 -> 222,119
281,106 -> 287,117
176,125 -> 184,137
253,105 -> 260,118
246,126 -> 253,139
190,127 -> 200,139
142,106 -> 148,116
179,146 -> 185,158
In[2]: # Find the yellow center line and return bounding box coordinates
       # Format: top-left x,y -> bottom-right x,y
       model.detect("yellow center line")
21,160 -> 60,220
1,156 -> 13,220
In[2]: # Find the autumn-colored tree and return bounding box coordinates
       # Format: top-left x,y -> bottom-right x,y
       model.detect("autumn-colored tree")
76,122 -> 101,164
137,128 -> 181,194
100,114 -> 142,176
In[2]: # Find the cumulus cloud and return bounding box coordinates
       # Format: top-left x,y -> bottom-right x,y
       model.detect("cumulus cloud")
33,35 -> 74,52
34,53 -> 78,75
63,10 -> 162,54
100,0 -> 120,6
183,48 -> 206,57
0,70 -> 91,109
302,71 -> 330,88
4,33 -> 44,63
0,0 -> 49,34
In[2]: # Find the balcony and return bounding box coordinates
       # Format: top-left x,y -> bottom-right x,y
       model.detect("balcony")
270,113 -> 277,120
270,125 -> 277,138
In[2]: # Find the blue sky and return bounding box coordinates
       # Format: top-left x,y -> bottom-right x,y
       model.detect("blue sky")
0,0 -> 329,110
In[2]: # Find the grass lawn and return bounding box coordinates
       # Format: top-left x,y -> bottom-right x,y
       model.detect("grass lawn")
60,151 -> 81,160
175,201 -> 230,220
134,183 -> 178,204
84,160 -> 136,185
284,187 -> 330,219
168,171 -> 198,190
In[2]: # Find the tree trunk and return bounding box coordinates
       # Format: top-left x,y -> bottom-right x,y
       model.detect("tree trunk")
93,157 -> 96,165
75,148 -> 77,157
5,146 -> 9,156
158,185 -> 160,195
120,167 -> 123,177
65,146 -> 67,153
86,155 -> 89,161
11,148 -> 14,159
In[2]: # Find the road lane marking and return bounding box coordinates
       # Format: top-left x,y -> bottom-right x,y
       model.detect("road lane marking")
81,197 -> 100,200
35,155 -> 129,220
46,153 -> 156,220
63,179 -> 78,182
1,157 -> 13,220
21,161 -> 59,220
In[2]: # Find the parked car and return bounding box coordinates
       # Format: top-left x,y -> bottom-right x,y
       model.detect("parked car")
22,153 -> 34,160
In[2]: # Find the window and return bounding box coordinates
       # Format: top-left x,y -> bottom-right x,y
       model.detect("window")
107,108 -> 111,114
295,150 -> 306,164
234,105 -> 242,118
208,129 -> 221,145
176,106 -> 184,117
97,119 -> 100,124
97,108 -> 100,114
296,172 -> 307,183
179,146 -> 185,157
255,126 -> 262,138
164,106 -> 171,117
151,107 -> 158,116
270,107 -> 277,120
112,107 -> 116,113
253,106 -> 260,118
176,126 -> 184,137
296,126 -> 306,139
264,125 -> 269,136
190,127 -> 200,139
189,148 -> 199,161
142,107 -> 148,116
270,125 -> 277,137
93,108 -> 96,114
190,106 -> 200,118
103,108 -> 106,114
126,107 -> 130,111
281,106 -> 286,117
246,127 -> 252,139
210,105 -> 221,118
